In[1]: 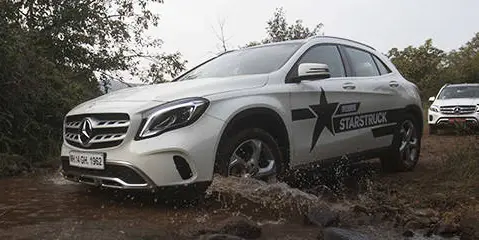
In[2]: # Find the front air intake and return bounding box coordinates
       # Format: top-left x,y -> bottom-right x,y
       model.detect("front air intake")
173,156 -> 193,180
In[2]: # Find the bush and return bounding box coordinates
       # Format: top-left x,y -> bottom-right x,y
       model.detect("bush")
0,154 -> 31,177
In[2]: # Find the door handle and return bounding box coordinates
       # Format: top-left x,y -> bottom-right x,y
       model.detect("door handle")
342,82 -> 356,90
389,81 -> 399,88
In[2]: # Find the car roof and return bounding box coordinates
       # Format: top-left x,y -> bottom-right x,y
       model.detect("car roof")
244,36 -> 376,51
446,83 -> 479,87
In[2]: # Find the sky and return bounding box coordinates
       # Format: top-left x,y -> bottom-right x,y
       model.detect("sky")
147,0 -> 479,70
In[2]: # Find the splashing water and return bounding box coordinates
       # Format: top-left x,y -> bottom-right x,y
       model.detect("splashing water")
206,175 -> 338,220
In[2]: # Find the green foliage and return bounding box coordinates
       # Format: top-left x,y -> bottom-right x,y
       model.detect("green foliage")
446,33 -> 479,85
245,7 -> 323,47
388,34 -> 479,100
0,0 -> 186,167
387,39 -> 446,99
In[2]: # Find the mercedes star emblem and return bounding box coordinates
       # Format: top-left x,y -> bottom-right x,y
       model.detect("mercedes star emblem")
80,118 -> 94,146
453,107 -> 461,114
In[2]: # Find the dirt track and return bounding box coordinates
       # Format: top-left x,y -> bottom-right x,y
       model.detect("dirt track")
0,133 -> 477,239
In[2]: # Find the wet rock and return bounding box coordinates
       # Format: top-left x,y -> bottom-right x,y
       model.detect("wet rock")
412,208 -> 438,218
321,227 -> 371,240
404,216 -> 431,229
460,216 -> 479,240
355,214 -> 373,226
433,222 -> 459,237
306,185 -> 336,200
304,207 -> 339,228
198,234 -> 245,240
402,230 -> 414,237
352,205 -> 370,214
215,216 -> 261,239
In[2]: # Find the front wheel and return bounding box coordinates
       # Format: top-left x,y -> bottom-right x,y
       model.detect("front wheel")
429,124 -> 438,135
215,128 -> 284,181
381,114 -> 421,172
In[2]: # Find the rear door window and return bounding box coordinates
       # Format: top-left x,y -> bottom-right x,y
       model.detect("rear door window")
344,47 -> 379,77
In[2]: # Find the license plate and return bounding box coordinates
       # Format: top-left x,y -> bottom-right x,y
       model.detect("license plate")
449,118 -> 466,123
69,151 -> 105,170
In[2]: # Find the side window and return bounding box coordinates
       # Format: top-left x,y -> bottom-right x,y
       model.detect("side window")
373,55 -> 392,75
297,45 -> 345,78
344,47 -> 379,77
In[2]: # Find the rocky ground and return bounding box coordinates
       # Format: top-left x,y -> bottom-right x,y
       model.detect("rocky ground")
0,131 -> 477,240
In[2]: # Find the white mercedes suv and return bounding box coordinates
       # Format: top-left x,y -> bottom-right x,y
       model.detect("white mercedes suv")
428,83 -> 479,134
61,36 -> 423,192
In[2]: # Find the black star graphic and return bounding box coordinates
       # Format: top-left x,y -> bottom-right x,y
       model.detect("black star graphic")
309,88 -> 339,152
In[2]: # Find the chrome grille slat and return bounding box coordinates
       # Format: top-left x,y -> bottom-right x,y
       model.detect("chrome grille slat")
64,113 -> 130,149
94,120 -> 130,128
439,105 -> 476,115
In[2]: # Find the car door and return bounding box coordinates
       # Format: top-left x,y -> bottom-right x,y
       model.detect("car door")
340,46 -> 403,152
288,44 -> 372,167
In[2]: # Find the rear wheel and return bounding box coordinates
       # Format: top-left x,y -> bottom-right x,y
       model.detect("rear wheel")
215,128 -> 284,181
381,114 -> 421,172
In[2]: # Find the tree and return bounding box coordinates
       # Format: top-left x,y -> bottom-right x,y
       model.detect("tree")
446,33 -> 479,84
1,0 -> 186,84
0,0 -> 187,165
387,34 -> 479,100
387,39 -> 446,98
212,18 -> 231,52
245,7 -> 323,47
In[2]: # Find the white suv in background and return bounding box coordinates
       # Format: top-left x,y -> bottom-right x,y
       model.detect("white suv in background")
428,83 -> 479,134
61,36 -> 423,192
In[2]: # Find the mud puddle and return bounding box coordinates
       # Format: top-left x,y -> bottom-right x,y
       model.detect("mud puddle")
0,171 -> 458,239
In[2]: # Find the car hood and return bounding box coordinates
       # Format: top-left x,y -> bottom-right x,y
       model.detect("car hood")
68,74 -> 268,115
433,98 -> 479,106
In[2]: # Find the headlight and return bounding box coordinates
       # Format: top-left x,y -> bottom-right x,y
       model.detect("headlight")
476,105 -> 479,112
429,105 -> 439,113
135,97 -> 209,140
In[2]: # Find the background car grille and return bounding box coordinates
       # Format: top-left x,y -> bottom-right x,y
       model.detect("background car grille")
64,113 -> 130,149
439,105 -> 476,115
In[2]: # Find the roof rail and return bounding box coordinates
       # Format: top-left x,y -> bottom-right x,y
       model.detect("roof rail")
308,35 -> 376,51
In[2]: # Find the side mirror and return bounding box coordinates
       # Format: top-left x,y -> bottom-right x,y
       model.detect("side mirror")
293,63 -> 331,82
428,96 -> 435,102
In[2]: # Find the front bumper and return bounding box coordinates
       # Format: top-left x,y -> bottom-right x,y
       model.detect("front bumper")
60,114 -> 225,189
428,111 -> 479,128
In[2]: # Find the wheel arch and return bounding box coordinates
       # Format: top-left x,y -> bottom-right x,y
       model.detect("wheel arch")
215,107 -> 291,170
404,104 -> 424,137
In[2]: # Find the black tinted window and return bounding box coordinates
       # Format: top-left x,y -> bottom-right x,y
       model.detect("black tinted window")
177,43 -> 301,80
297,45 -> 345,78
344,47 -> 379,77
373,55 -> 391,75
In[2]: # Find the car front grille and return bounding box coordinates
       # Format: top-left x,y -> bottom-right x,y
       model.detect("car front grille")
439,105 -> 476,115
64,113 -> 130,149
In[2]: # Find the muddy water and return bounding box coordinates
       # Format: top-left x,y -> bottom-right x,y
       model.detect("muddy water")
0,172 -> 456,240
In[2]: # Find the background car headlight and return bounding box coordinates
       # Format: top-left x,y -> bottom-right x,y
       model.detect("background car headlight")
429,105 -> 439,112
476,105 -> 479,112
135,97 -> 209,140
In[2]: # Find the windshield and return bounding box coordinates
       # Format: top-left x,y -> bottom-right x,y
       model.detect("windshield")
438,85 -> 479,99
176,43 -> 302,81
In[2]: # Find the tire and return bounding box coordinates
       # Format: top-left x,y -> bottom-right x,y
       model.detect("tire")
429,124 -> 437,135
381,113 -> 421,172
215,128 -> 284,181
